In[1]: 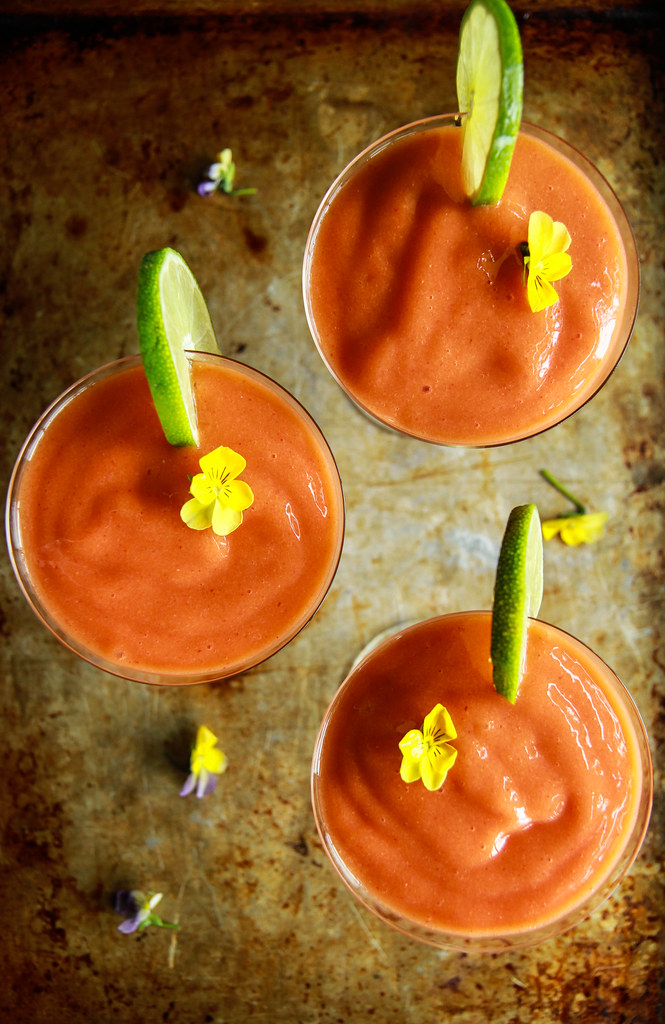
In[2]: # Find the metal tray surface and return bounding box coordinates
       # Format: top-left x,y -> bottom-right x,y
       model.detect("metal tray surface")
0,5 -> 663,1022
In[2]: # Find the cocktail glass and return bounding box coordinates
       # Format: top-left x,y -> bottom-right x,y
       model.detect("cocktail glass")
6,352 -> 345,685
311,611 -> 652,951
303,115 -> 640,447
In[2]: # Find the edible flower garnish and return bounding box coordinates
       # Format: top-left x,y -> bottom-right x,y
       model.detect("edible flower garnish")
540,468 -> 608,546
180,724 -> 228,798
197,148 -> 257,197
399,704 -> 457,792
180,445 -> 254,536
115,890 -> 178,934
521,211 -> 572,312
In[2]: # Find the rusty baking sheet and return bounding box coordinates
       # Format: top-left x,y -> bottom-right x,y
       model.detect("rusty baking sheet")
0,5 -> 663,1022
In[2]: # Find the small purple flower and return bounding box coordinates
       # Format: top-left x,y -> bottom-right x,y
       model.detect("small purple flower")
197,147 -> 256,198
114,890 -> 178,934
197,179 -> 219,197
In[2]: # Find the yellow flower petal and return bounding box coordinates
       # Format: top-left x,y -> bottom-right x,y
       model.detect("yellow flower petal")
199,445 -> 246,483
195,725 -> 218,748
423,703 -> 457,743
180,496 -> 215,530
202,746 -> 228,774
421,744 -> 458,792
528,210 -> 552,251
541,518 -> 564,541
398,728 -> 424,756
211,502 -> 243,536
189,471 -> 217,504
537,252 -> 572,283
527,273 -> 560,313
400,757 -> 424,784
399,729 -> 424,782
542,512 -> 608,545
560,511 -> 609,545
558,523 -> 588,546
223,479 -> 255,512
528,211 -> 571,260
548,220 -> 571,255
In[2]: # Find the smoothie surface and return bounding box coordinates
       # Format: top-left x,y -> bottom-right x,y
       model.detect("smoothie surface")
314,612 -> 645,937
307,125 -> 631,445
15,356 -> 344,680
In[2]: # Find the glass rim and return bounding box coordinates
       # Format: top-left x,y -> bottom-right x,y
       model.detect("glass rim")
311,610 -> 653,952
302,114 -> 641,449
6,352 -> 345,686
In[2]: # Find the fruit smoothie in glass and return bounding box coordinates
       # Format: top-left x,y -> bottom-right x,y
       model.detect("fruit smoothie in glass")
311,612 -> 652,950
303,117 -> 639,446
6,353 -> 345,685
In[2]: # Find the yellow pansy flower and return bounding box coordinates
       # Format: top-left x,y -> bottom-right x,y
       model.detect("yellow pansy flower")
542,511 -> 609,546
180,725 -> 228,798
180,445 -> 254,537
523,211 -> 573,312
539,468 -> 608,546
399,704 -> 457,792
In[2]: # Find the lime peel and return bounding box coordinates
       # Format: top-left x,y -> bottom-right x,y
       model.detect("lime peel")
456,0 -> 523,206
137,247 -> 220,447
490,503 -> 543,703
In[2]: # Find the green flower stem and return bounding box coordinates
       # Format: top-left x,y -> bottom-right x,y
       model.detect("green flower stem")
539,468 -> 587,514
141,914 -> 179,931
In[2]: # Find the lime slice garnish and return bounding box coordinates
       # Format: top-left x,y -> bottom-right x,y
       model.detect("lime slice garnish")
137,247 -> 220,446
455,0 -> 523,205
490,503 -> 543,703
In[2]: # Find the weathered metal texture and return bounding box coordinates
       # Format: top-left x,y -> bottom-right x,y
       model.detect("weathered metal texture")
0,5 -> 663,1022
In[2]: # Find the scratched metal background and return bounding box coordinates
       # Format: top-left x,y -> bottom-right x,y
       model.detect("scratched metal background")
0,3 -> 663,1021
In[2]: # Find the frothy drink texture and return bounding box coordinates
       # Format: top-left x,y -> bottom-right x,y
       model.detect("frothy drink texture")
313,613 -> 647,940
11,355 -> 344,682
306,123 -> 633,445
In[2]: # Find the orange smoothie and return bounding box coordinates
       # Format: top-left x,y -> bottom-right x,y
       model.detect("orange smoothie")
7,353 -> 344,684
304,117 -> 639,446
312,612 -> 652,948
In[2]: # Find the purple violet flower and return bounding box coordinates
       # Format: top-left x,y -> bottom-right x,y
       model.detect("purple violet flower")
197,148 -> 256,198
114,890 -> 178,934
